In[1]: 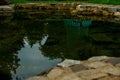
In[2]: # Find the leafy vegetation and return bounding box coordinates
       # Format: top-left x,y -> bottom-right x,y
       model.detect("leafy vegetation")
12,0 -> 27,4
83,0 -> 120,5
11,0 -> 120,5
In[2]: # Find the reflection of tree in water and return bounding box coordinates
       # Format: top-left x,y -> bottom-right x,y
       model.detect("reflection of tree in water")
23,20 -> 45,47
64,20 -> 120,60
87,21 -> 120,57
41,19 -> 120,60
64,19 -> 91,46
41,20 -> 67,59
0,20 -> 24,80
64,19 -> 92,60
41,19 -> 91,60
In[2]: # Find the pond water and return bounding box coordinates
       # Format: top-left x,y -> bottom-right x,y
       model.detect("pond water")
0,12 -> 120,80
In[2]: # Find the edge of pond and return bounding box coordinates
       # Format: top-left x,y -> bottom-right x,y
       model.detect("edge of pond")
26,56 -> 120,80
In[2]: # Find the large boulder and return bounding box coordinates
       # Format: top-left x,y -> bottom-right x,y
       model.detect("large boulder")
0,0 -> 11,5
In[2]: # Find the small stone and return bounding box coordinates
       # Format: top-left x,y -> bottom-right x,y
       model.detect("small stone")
114,12 -> 120,17
103,10 -> 110,16
76,5 -> 85,11
71,9 -> 78,14
93,8 -> 101,15
108,7 -> 116,12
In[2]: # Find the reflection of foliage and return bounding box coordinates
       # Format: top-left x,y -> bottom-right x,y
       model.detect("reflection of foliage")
23,20 -> 44,47
89,21 -> 120,56
41,20 -> 67,59
0,20 -> 24,79
13,11 -> 75,20
41,20 -> 120,60
12,0 -> 27,4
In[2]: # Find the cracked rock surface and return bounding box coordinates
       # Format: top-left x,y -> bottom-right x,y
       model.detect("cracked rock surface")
26,56 -> 120,80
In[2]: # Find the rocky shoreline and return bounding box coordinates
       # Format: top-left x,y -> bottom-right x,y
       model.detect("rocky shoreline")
14,3 -> 120,17
0,2 -> 120,23
0,3 -> 120,23
26,56 -> 120,80
0,2 -> 120,17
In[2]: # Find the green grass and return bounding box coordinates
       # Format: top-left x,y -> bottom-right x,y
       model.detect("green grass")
11,0 -> 120,5
12,0 -> 27,4
85,0 -> 120,5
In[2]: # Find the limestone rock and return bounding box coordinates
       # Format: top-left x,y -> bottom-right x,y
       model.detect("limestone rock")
100,65 -> 120,76
93,8 -> 101,15
76,5 -> 84,11
26,56 -> 120,80
26,76 -> 49,80
76,69 -> 108,80
82,61 -> 112,69
57,59 -> 80,67
47,67 -> 72,80
82,73 -> 108,80
57,73 -> 82,80
105,58 -> 120,65
108,7 -> 116,12
98,76 -> 120,80
114,12 -> 120,17
0,6 -> 12,11
115,63 -> 120,68
70,9 -> 78,14
88,56 -> 110,61
47,67 -> 64,80
70,64 -> 88,72
103,10 -> 110,16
